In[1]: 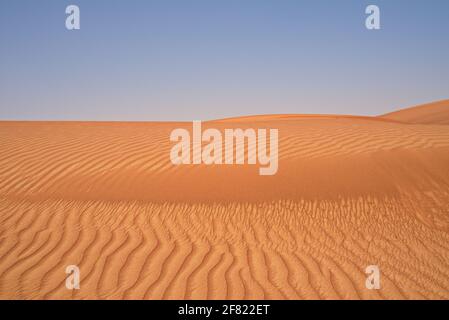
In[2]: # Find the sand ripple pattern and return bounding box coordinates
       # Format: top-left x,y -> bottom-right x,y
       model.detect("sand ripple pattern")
0,117 -> 449,299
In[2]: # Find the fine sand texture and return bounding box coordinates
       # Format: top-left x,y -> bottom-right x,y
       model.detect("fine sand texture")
381,99 -> 449,125
1,102 -> 449,299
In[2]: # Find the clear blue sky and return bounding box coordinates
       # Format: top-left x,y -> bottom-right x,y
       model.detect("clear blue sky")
1,0 -> 448,121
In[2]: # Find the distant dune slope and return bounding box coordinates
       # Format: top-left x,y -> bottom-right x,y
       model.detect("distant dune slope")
380,99 -> 449,124
0,108 -> 449,299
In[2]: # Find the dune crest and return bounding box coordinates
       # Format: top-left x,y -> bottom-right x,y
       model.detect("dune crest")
380,99 -> 449,124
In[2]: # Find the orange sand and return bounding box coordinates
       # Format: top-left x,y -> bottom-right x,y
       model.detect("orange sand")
0,101 -> 449,299
381,99 -> 449,124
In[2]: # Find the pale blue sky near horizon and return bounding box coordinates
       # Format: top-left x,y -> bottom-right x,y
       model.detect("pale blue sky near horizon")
1,0 -> 448,121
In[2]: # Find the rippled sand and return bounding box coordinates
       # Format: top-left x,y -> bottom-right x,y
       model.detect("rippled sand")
1,100 -> 449,299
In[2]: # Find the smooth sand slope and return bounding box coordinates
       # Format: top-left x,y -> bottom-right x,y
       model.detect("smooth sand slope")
381,99 -> 449,125
1,102 -> 449,299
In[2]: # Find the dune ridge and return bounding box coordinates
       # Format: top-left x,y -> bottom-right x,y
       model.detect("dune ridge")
380,99 -> 449,125
1,101 -> 449,299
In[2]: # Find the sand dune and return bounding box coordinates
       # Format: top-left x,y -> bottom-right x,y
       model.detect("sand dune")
1,103 -> 449,299
380,99 -> 449,124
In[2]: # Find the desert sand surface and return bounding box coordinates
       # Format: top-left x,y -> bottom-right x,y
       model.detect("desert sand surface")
1,102 -> 449,300
381,99 -> 449,125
